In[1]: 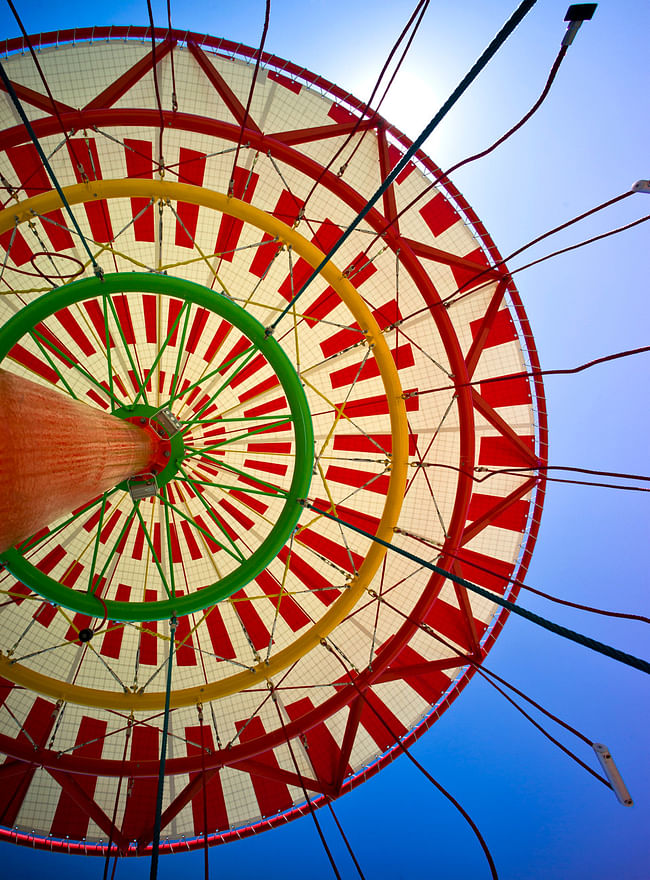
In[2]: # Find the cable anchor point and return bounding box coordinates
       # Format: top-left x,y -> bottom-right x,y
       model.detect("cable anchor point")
562,4 -> 597,47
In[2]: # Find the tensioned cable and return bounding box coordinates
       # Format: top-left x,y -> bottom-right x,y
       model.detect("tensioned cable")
229,0 -> 271,193
198,704 -> 210,880
421,460 -> 649,494
4,0 -> 89,191
374,188 -> 637,340
429,209 -> 650,318
320,639 -> 499,880
326,801 -> 367,880
339,1 -> 429,175
396,532 -> 650,625
271,687 -> 343,880
149,616 -> 177,880
0,62 -> 102,276
146,0 -> 166,173
303,501 -> 650,675
300,0 -> 430,211
167,0 -> 178,112
414,344 -> 650,396
102,717 -> 132,880
361,41 -> 570,256
373,593 -> 612,789
470,462 -> 649,494
267,0 -> 539,332
482,212 -> 650,290
444,191 -> 636,308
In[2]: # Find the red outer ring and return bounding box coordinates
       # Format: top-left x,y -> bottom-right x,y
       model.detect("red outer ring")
0,29 -> 548,850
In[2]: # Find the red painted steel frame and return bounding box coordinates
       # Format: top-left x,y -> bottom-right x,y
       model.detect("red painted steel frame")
0,29 -> 549,853
0,369 -> 157,552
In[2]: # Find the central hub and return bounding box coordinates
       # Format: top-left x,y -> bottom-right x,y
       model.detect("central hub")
114,402 -> 186,489
0,272 -> 315,622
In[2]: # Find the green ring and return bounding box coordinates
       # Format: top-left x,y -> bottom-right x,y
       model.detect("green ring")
0,273 -> 314,621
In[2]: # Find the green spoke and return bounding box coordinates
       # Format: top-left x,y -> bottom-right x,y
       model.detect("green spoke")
187,414 -> 294,424
187,455 -> 289,498
104,294 -> 145,403
160,485 -> 176,597
188,417 -> 293,452
162,343 -> 255,411
31,327 -> 126,407
159,491 -> 244,563
90,502 -> 139,594
27,330 -> 79,401
184,345 -> 259,425
132,301 -> 190,405
86,492 -> 109,592
178,465 -> 247,562
16,488 -> 120,554
132,502 -> 173,600
101,292 -> 115,411
169,302 -> 193,401
174,475 -> 285,498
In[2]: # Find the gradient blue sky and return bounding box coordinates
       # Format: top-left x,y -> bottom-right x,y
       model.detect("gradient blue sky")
0,1 -> 647,877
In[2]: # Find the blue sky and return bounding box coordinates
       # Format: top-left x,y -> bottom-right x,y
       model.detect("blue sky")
0,1 -> 648,877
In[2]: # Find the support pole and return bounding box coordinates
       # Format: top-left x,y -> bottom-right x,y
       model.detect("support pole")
0,369 -> 158,552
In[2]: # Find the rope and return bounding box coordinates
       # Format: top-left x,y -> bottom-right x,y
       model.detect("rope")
373,593 -> 612,788
149,616 -> 177,880
321,640 -> 499,880
267,0 -> 539,332
341,0 -> 429,173
488,212 -> 650,290
167,0 -> 178,111
363,42 -> 569,255
103,717 -> 133,880
326,801 -> 367,880
229,0 -> 271,192
301,0 -> 430,210
415,345 -> 650,396
417,461 -> 650,495
271,688 -> 343,880
445,191 -> 635,305
408,536 -> 650,625
146,0 -> 165,173
0,62 -> 103,277
198,704 -> 210,880
304,501 -> 650,675
395,189 -> 636,330
473,666 -> 610,787
474,463 -> 650,494
4,0 -> 89,190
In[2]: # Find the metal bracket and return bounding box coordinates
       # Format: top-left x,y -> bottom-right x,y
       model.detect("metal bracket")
128,473 -> 158,501
152,408 -> 183,437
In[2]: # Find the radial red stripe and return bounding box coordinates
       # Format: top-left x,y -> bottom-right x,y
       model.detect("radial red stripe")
123,138 -> 155,241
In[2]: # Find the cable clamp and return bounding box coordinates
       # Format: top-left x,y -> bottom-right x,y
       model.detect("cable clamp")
562,4 -> 597,47
128,473 -> 158,501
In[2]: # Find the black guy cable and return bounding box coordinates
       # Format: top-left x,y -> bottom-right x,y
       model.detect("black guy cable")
304,501 -> 650,675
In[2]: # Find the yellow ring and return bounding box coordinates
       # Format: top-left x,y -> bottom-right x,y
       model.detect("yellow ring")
0,179 -> 408,709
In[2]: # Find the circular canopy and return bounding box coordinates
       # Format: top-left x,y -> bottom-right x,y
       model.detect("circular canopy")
0,29 -> 546,854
